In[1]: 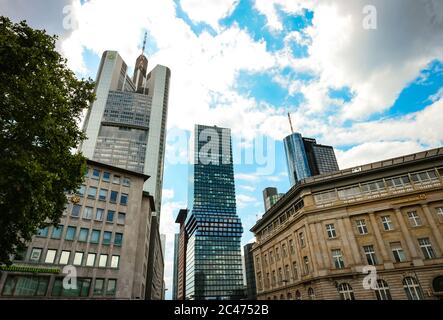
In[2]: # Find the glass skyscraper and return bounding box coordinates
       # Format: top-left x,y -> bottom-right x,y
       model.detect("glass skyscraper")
284,133 -> 339,186
185,125 -> 244,300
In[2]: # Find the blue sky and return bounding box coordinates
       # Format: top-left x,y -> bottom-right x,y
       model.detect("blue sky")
4,0 -> 442,300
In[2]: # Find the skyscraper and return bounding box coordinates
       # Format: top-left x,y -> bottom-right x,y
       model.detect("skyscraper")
262,187 -> 285,211
185,125 -> 244,300
284,133 -> 339,186
80,48 -> 170,217
172,233 -> 179,300
243,243 -> 257,300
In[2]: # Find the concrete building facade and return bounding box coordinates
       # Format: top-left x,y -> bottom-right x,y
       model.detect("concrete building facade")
251,148 -> 443,300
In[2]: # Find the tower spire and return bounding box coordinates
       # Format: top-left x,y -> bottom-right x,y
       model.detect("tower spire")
141,31 -> 147,55
288,112 -> 294,134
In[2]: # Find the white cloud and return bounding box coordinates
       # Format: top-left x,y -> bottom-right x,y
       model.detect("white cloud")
162,188 -> 175,200
239,185 -> 256,192
180,0 -> 239,30
237,194 -> 258,208
428,87 -> 443,102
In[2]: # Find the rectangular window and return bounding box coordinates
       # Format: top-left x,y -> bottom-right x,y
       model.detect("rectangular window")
86,253 -> 96,267
117,212 -> 126,224
30,248 -> 42,262
436,207 -> 443,221
356,219 -> 368,235
98,254 -> 108,267
112,175 -> 120,184
73,252 -> 83,266
45,249 -> 57,264
381,216 -> 394,231
94,278 -> 104,296
83,206 -> 93,219
36,227 -> 49,238
275,247 -> 280,260
59,251 -> 70,265
77,185 -> 86,196
299,232 -> 305,247
418,238 -> 436,259
90,230 -> 100,244
87,187 -> 97,199
289,239 -> 295,255
332,249 -> 345,269
71,204 -> 81,217
95,208 -> 104,221
111,255 -> 120,269
103,231 -> 112,245
51,225 -> 63,239
92,169 -> 100,180
110,191 -> 118,203
65,226 -> 76,241
390,242 -> 406,262
326,224 -> 337,239
106,210 -> 115,222
363,245 -> 378,265
120,193 -> 128,205
292,261 -> 298,280
407,211 -> 422,227
102,172 -> 110,182
99,189 -> 107,201
303,256 -> 309,274
114,233 -> 123,246
106,279 -> 117,296
122,177 -> 131,187
78,228 -> 89,242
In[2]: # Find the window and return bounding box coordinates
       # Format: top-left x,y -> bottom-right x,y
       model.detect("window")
303,256 -> 309,274
30,248 -> 42,262
264,254 -> 268,266
106,279 -> 117,296
363,245 -> 378,265
111,255 -> 120,269
73,252 -> 83,266
410,170 -> 438,184
292,262 -> 298,280
83,167 -> 89,178
45,249 -> 57,264
326,224 -> 336,239
332,249 -> 345,269
106,210 -> 115,222
289,239 -> 295,254
269,251 -> 274,264
99,189 -> 107,201
102,172 -> 110,182
275,247 -> 280,260
77,185 -> 86,196
51,225 -> 63,239
51,277 -> 91,297
356,219 -> 368,235
86,253 -> 96,267
436,207 -> 443,221
114,233 -> 123,246
87,186 -> 97,199
338,283 -> 355,300
59,251 -> 70,265
418,238 -> 436,259
65,226 -> 76,241
117,212 -> 126,225
72,204 -> 81,217
282,244 -> 287,257
407,211 -> 422,227
95,208 -> 104,221
403,277 -> 423,300
278,268 -> 283,284
120,193 -> 128,205
381,216 -> 394,231
94,279 -> 105,296
299,232 -> 305,247
36,227 -> 49,238
103,231 -> 112,245
284,265 -> 290,282
110,191 -> 118,202
308,287 -> 315,300
2,275 -> 49,297
295,290 -> 301,300
98,254 -> 108,267
90,230 -> 100,244
271,271 -> 276,286
113,175 -> 121,184
78,228 -> 89,242
92,168 -> 100,180
391,242 -> 406,262
122,177 -> 131,186
375,279 -> 392,300
83,206 -> 93,219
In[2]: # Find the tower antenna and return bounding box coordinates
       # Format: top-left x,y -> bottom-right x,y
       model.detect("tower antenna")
288,112 -> 294,134
141,31 -> 147,54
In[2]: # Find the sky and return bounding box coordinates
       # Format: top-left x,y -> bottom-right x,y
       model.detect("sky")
2,0 -> 443,300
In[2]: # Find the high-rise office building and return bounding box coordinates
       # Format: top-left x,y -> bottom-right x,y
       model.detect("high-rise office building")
263,187 -> 285,211
175,209 -> 188,300
185,125 -> 244,300
243,243 -> 257,300
284,133 -> 339,186
80,49 -> 170,217
172,233 -> 179,300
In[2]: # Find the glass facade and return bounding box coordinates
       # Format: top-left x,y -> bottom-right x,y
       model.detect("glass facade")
185,125 -> 244,300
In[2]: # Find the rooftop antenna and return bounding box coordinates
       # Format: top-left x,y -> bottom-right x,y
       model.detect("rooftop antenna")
141,31 -> 147,55
288,112 -> 294,134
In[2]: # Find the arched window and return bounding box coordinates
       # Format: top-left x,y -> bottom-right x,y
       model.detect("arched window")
374,279 -> 392,300
338,283 -> 355,300
287,292 -> 292,300
432,276 -> 443,294
308,287 -> 315,300
280,294 -> 284,300
295,290 -> 301,300
403,277 -> 423,300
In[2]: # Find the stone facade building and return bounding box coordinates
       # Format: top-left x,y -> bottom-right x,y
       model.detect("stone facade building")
251,148 -> 443,300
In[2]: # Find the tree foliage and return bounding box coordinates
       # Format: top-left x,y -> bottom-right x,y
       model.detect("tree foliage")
0,17 -> 95,264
